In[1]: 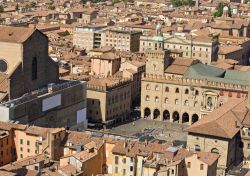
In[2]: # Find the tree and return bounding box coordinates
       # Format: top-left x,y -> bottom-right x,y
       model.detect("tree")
171,0 -> 194,7
15,3 -> 19,11
214,2 -> 232,17
48,4 -> 55,10
30,1 -> 36,8
80,0 -> 88,4
0,5 -> 4,13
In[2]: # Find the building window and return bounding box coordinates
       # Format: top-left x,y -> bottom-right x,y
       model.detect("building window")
211,148 -> 219,154
155,97 -> 159,103
165,87 -> 169,92
175,88 -> 179,93
184,100 -> 188,106
20,147 -> 23,151
195,145 -> 201,151
195,90 -> 199,96
27,140 -> 30,146
35,166 -> 39,171
20,139 -> 23,145
194,101 -> 198,107
146,84 -> 150,90
187,162 -> 191,168
155,85 -> 159,91
27,148 -> 30,153
165,98 -> 169,104
172,169 -> 174,174
123,169 -> 126,175
115,167 -> 118,173
146,95 -> 150,101
123,158 -> 126,164
175,99 -> 179,105
248,143 -> 250,149
185,89 -> 189,94
115,156 -> 118,164
130,166 -> 133,172
20,154 -> 23,158
32,57 -> 38,80
200,164 -> 204,170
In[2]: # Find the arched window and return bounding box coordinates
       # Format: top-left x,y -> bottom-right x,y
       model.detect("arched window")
146,84 -> 150,90
211,148 -> 219,154
175,99 -> 179,105
194,101 -> 199,107
155,85 -> 159,91
165,87 -> 169,92
32,57 -> 37,80
185,89 -> 189,94
195,145 -> 201,151
164,97 -> 169,103
184,100 -> 189,106
219,101 -> 223,107
146,95 -> 150,101
155,96 -> 159,103
195,90 -> 199,96
175,88 -> 179,93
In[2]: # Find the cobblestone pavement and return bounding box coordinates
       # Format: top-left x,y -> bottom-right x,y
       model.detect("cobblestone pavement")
105,119 -> 188,146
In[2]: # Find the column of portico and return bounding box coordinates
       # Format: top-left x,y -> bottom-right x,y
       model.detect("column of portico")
169,111 -> 173,122
141,107 -> 144,118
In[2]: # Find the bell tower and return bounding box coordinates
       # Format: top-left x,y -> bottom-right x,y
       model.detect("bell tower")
145,50 -> 170,76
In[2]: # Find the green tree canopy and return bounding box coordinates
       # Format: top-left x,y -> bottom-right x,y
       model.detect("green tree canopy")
171,0 -> 194,7
80,0 -> 88,4
30,1 -> 36,8
15,3 -> 19,11
214,2 -> 232,17
0,5 -> 4,13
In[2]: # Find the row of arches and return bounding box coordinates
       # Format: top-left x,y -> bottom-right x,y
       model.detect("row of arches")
194,145 -> 219,154
144,108 -> 199,124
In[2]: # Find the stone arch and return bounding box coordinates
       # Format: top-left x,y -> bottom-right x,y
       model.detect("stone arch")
192,114 -> 199,124
163,110 -> 170,121
153,109 -> 160,119
182,112 -> 189,124
172,111 -> 179,122
144,108 -> 151,118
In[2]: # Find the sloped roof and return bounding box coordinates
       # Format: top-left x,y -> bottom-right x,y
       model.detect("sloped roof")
0,26 -> 35,43
185,98 -> 247,139
184,63 -> 250,85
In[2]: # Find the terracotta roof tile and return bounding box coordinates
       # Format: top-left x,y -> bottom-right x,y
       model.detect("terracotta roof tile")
0,26 -> 35,43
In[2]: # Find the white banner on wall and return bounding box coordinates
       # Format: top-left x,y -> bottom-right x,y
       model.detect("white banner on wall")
77,108 -> 87,124
42,94 -> 61,112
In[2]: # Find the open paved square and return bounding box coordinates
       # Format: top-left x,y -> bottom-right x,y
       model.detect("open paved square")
105,119 -> 188,146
